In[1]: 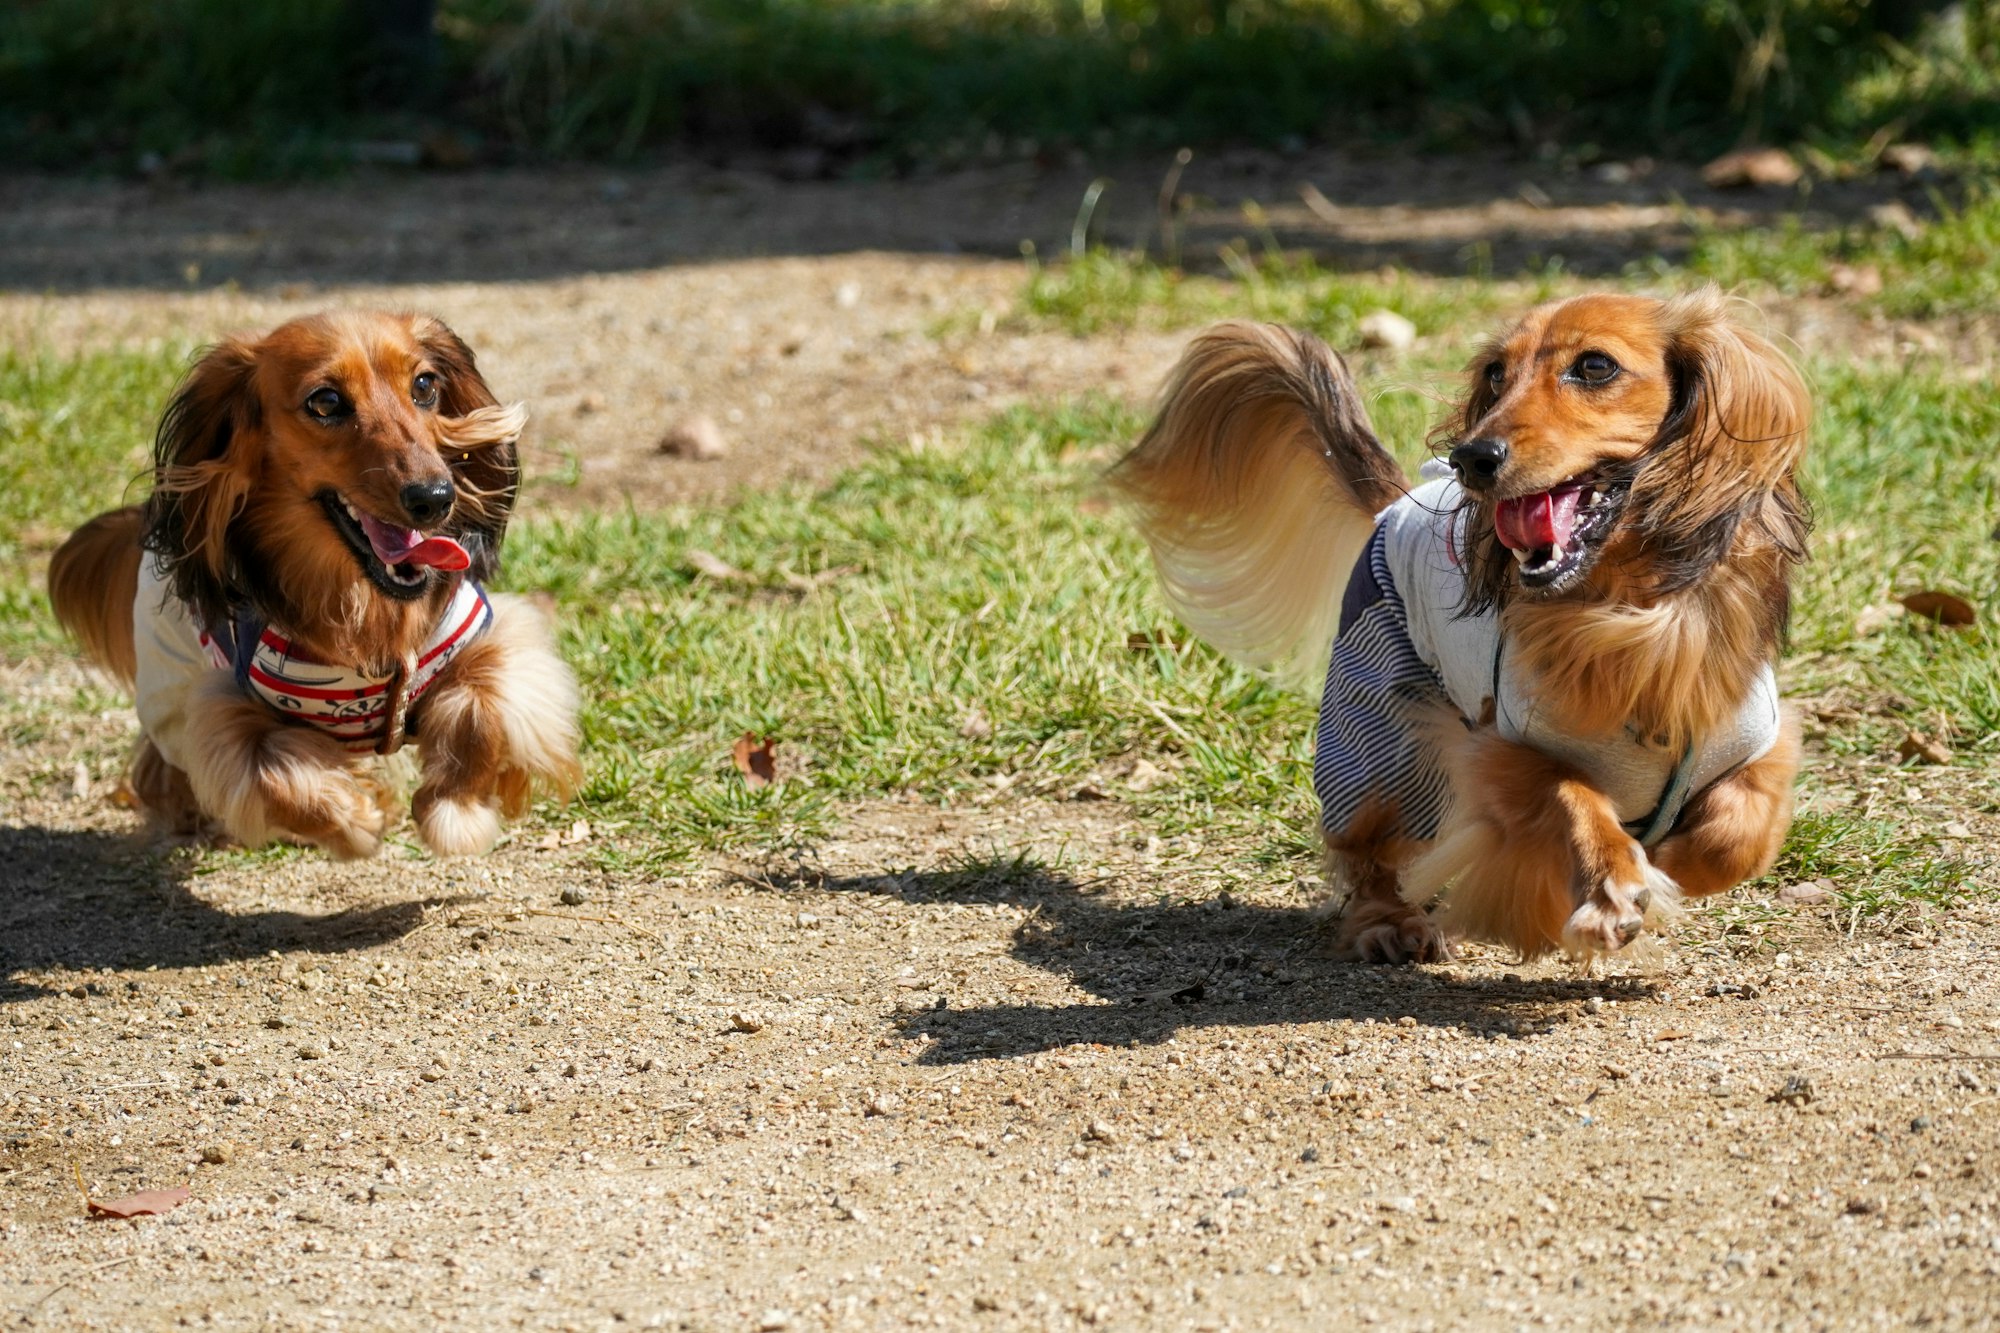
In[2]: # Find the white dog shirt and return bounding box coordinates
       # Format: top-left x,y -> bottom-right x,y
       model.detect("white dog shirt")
1312,472 -> 1781,846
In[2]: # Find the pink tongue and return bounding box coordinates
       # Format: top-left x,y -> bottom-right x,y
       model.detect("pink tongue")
1494,487 -> 1584,552
358,512 -> 470,572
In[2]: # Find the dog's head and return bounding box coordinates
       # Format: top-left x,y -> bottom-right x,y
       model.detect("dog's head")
1438,289 -> 1810,611
143,311 -> 524,642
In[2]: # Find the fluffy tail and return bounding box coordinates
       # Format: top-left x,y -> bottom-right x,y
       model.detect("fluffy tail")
1109,321 -> 1407,687
49,506 -> 144,689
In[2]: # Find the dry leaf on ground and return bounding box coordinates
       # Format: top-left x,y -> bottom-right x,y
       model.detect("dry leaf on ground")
687,549 -> 752,582
1898,590 -> 1976,626
87,1186 -> 191,1219
732,733 -> 779,787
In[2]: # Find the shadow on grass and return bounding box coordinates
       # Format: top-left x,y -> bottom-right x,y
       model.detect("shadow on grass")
740,854 -> 1655,1064
0,825 -> 443,1003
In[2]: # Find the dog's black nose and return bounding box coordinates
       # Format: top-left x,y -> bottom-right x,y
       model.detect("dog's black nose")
1448,437 -> 1509,488
400,479 -> 455,526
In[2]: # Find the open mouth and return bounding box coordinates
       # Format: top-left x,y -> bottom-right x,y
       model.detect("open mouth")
317,492 -> 470,601
1492,474 -> 1626,592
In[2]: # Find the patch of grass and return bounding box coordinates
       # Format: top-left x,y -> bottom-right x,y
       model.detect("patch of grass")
0,343 -> 191,658
0,339 -> 1993,911
1011,246 -> 1537,346
1686,186 -> 2000,319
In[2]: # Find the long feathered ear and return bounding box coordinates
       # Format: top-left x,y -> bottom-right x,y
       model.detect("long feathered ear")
1434,337 -> 1509,617
413,314 -> 519,582
141,338 -> 262,630
1623,287 -> 1812,596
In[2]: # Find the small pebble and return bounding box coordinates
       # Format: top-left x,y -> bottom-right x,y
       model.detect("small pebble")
758,1312 -> 792,1333
200,1143 -> 231,1165
1357,309 -> 1417,353
297,1044 -> 326,1061
865,1093 -> 900,1117
657,414 -> 729,461
731,1012 -> 766,1034
559,886 -> 589,906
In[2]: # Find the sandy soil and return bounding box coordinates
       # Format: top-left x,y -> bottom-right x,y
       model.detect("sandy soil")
3,157 -> 1998,1330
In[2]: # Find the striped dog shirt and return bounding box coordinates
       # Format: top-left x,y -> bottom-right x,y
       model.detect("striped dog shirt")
1312,470 -> 1781,847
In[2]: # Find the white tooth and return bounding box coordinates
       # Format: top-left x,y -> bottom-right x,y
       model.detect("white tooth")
1512,547 -> 1530,565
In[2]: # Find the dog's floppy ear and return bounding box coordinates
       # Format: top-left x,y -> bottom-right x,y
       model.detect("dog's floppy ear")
1625,288 -> 1812,595
142,337 -> 262,630
414,314 -> 519,581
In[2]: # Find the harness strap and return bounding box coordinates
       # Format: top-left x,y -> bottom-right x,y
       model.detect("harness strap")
376,654 -> 416,756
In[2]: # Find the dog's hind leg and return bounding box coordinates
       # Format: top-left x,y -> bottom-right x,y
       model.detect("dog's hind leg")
1652,707 -> 1801,898
1326,798 -> 1448,964
410,593 -> 581,858
127,736 -> 212,839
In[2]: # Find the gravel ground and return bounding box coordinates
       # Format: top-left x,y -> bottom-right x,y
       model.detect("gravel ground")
3,653 -> 1997,1331
3,160 -> 1998,1330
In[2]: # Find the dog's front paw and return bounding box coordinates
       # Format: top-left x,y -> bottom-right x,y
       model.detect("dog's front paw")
312,780 -> 388,860
416,794 -> 503,858
1338,902 -> 1451,965
1564,856 -> 1678,955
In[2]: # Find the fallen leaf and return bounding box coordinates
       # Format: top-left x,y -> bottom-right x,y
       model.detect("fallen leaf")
732,733 -> 778,788
1126,629 -> 1185,653
565,818 -> 592,846
1898,731 -> 1953,766
70,762 -> 90,800
87,1186 -> 191,1219
687,549 -> 751,583
1943,821 -> 1972,839
779,564 -> 861,594
1779,879 -> 1835,906
1070,782 -> 1110,802
1653,1029 -> 1692,1043
1897,590 -> 1976,627
1827,262 -> 1883,297
958,708 -> 993,741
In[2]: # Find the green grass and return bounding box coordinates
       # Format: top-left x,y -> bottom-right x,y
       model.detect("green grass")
0,0 -> 1979,175
0,330 -> 1991,914
1008,245 -> 1542,345
1687,186 -> 2000,320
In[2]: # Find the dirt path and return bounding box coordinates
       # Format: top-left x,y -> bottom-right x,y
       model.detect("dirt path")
3,161 -> 1998,1329
3,669 -> 1997,1330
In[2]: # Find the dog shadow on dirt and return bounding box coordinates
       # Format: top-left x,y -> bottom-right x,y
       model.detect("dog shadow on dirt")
0,825 -> 440,1004
742,853 -> 1657,1065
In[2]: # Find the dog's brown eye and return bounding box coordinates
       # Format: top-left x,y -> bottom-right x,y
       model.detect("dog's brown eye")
412,372 -> 440,409
303,387 -> 349,420
1484,361 -> 1504,391
1570,352 -> 1620,385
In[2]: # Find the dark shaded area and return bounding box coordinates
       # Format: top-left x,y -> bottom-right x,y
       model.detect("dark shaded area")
0,1 -> 1978,178
0,826 -> 443,1003
740,856 -> 1656,1063
0,148 -> 1932,293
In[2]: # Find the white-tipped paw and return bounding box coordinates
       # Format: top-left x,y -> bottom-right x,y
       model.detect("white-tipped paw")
418,796 -> 503,858
1564,855 -> 1679,956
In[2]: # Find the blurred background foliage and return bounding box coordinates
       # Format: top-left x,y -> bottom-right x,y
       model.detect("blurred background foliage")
0,0 -> 1990,175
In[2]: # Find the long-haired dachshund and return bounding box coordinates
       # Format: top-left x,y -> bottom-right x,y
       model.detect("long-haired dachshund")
1114,289 -> 1810,960
50,311 -> 582,859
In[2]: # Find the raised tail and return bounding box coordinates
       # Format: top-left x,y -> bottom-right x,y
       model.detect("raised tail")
49,506 -> 144,689
1109,321 -> 1408,687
